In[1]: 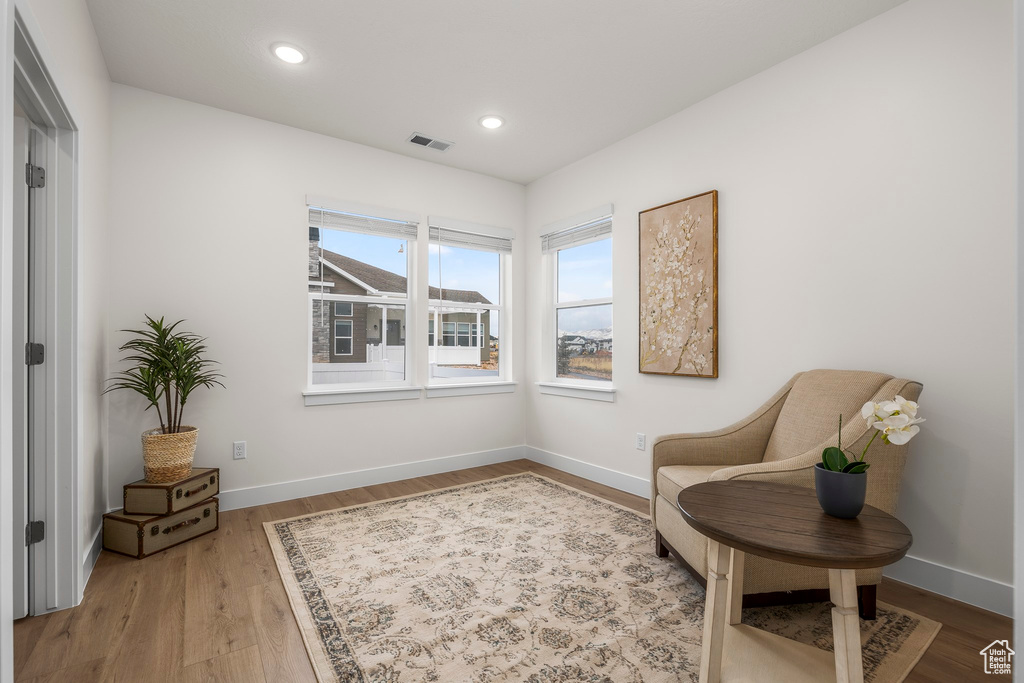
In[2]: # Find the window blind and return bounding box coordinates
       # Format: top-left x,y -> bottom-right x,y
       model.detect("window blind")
541,215 -> 613,253
309,206 -> 419,240
428,226 -> 512,253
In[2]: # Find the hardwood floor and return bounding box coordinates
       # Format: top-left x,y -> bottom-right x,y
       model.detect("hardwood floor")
13,459 -> 1011,682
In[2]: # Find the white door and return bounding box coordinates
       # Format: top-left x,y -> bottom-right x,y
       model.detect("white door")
12,102 -> 47,619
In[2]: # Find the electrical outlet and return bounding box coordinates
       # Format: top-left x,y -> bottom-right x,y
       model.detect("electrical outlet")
233,441 -> 246,460
636,433 -> 646,451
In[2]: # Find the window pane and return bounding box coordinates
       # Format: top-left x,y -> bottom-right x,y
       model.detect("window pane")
430,310 -> 498,379
317,227 -> 408,294
334,302 -> 353,316
430,243 -> 499,305
311,299 -> 405,384
556,304 -> 612,381
557,238 -> 612,303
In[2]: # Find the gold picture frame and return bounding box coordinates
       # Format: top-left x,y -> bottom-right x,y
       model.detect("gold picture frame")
638,189 -> 718,378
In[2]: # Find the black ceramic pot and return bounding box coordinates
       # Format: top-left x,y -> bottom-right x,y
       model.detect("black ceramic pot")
814,463 -> 867,519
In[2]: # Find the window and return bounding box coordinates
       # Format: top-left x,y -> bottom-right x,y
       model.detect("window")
334,320 -> 353,355
542,208 -> 613,383
307,201 -> 417,389
457,323 -> 471,347
428,218 -> 512,383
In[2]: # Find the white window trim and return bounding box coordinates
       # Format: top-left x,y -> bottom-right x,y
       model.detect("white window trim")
540,204 -> 613,239
427,250 -> 511,386
544,224 -> 613,394
536,381 -> 615,402
308,195 -> 420,226
333,319 -> 353,356
426,381 -> 517,399
304,385 -> 423,406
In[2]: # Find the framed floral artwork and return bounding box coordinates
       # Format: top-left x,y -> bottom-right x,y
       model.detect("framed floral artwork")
639,189 -> 718,378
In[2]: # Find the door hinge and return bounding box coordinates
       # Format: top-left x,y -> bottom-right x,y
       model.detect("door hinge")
25,521 -> 44,546
25,342 -> 44,366
25,163 -> 45,189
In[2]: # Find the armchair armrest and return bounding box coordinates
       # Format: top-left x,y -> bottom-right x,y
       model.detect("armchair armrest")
708,409 -> 876,488
650,374 -> 799,514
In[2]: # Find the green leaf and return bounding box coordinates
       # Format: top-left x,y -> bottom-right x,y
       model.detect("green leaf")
844,462 -> 870,474
822,446 -> 848,472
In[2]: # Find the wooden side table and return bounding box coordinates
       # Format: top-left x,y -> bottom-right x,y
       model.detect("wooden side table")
676,480 -> 912,683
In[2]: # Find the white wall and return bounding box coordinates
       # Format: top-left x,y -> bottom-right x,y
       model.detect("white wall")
106,85 -> 526,508
16,0 -> 110,592
525,0 -> 1014,609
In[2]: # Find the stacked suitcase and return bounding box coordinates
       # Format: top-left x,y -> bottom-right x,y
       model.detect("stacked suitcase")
103,467 -> 220,559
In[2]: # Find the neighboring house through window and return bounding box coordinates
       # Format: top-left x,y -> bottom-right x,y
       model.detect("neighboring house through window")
428,218 -> 513,383
308,202 -> 417,387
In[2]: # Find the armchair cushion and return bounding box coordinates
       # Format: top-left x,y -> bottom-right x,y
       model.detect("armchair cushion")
762,369 -> 892,462
656,465 -> 721,505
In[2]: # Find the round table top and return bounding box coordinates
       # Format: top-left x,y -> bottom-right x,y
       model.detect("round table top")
676,480 -> 912,570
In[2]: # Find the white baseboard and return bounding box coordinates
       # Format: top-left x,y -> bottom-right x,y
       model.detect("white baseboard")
81,525 -> 103,590
212,441 -> 1014,618
523,446 -> 650,498
883,554 -> 1012,617
218,445 -> 526,511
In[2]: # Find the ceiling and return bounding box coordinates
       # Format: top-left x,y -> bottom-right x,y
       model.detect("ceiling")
85,0 -> 905,185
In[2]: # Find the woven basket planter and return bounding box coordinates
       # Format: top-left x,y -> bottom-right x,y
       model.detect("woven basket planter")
141,426 -> 198,483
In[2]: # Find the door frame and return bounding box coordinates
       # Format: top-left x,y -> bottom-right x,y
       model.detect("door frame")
1,0 -> 81,636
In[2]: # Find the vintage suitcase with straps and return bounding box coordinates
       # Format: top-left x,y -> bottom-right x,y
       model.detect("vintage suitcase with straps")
123,467 -> 219,515
103,497 -> 219,559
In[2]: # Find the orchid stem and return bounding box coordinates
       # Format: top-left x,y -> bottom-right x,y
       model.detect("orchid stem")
860,429 -> 880,462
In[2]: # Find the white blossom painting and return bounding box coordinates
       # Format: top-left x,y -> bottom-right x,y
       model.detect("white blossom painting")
639,190 -> 718,378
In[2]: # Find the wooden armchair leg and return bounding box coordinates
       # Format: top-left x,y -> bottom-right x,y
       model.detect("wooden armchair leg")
654,531 -> 669,558
858,584 -> 877,621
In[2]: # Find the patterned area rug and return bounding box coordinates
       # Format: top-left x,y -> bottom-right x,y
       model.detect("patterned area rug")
265,473 -> 939,682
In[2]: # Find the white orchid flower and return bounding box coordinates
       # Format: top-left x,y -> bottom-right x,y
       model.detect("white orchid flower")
852,396 -> 926,462
877,413 -> 925,445
860,401 -> 893,427
892,395 -> 919,418
879,400 -> 901,415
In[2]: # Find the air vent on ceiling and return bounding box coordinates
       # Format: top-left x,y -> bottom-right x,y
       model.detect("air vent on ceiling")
408,132 -> 454,152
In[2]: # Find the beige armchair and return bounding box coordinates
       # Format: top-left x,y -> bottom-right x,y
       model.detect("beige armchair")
651,369 -> 922,620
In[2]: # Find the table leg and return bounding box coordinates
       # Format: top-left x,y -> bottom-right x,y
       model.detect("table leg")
829,568 -> 864,683
726,548 -> 744,625
700,540 -> 732,683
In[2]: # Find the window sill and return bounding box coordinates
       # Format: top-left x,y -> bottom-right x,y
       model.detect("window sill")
425,381 -> 517,399
536,381 -> 615,402
303,385 -> 423,406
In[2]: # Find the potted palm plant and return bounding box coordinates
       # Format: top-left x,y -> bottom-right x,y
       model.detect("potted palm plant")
106,316 -> 224,483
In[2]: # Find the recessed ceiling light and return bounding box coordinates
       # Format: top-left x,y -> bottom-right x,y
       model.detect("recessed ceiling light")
479,115 -> 504,130
272,43 -> 306,64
